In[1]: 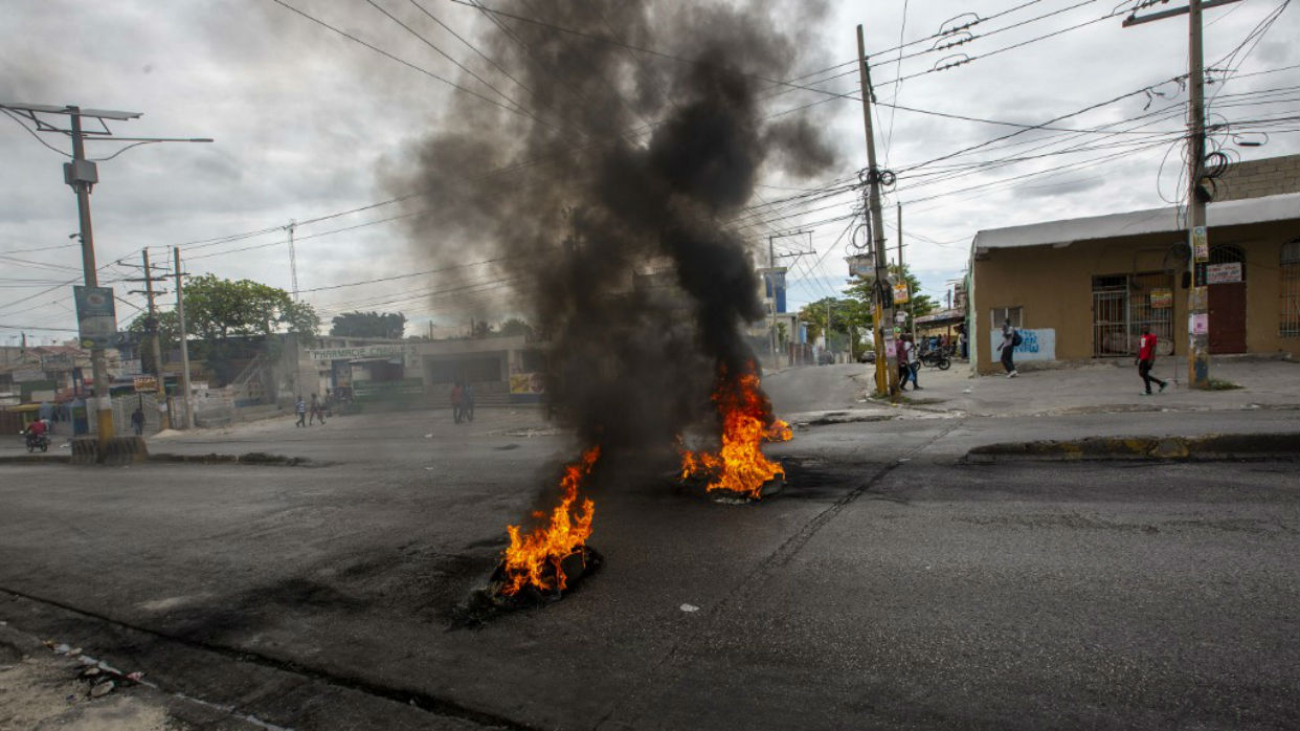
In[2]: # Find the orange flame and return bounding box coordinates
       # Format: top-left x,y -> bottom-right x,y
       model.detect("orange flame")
500,446 -> 600,596
680,363 -> 791,499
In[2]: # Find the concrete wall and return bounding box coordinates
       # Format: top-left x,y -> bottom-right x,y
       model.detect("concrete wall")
971,219 -> 1300,374
1214,155 -> 1300,202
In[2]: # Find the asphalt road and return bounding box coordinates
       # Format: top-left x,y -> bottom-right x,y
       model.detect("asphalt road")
0,366 -> 1296,730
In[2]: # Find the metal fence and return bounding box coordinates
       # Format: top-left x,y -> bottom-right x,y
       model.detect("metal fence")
1092,272 -> 1175,357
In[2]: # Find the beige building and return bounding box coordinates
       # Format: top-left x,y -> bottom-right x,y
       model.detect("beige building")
967,158 -> 1300,374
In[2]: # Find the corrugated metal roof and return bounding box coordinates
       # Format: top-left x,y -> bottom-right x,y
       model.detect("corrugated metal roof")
972,191 -> 1300,253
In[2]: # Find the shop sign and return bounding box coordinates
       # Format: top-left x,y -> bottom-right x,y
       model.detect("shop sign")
1205,262 -> 1241,284
306,344 -> 419,362
1149,288 -> 1173,309
40,353 -> 74,370
133,376 -> 158,392
12,368 -> 45,382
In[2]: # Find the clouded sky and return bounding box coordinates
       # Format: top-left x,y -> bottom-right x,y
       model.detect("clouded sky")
2,0 -> 1296,344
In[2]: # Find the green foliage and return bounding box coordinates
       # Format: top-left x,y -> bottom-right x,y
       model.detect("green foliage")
799,297 -> 871,353
498,318 -> 535,338
127,310 -> 180,374
842,264 -> 936,332
181,274 -> 319,342
329,311 -> 406,339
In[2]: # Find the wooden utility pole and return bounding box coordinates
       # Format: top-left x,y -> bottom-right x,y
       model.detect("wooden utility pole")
173,247 -> 194,429
66,108 -> 116,442
1184,0 -> 1210,388
1123,0 -> 1242,388
897,202 -> 919,348
856,25 -> 897,397
129,249 -> 171,430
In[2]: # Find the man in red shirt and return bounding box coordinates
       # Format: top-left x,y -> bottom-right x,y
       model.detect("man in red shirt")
1137,326 -> 1168,395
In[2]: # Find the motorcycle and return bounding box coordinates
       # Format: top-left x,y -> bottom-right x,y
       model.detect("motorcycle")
24,431 -> 50,453
918,348 -> 951,370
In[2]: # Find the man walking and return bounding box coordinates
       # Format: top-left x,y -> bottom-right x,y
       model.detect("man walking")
451,382 -> 464,424
309,393 -> 326,425
295,395 -> 307,427
899,335 -> 921,391
131,405 -> 145,436
998,319 -> 1019,378
1137,326 -> 1168,396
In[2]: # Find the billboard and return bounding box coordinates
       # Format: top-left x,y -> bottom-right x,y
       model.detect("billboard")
73,285 -> 117,349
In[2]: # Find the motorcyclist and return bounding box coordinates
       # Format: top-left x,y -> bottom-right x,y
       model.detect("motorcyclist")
25,418 -> 49,449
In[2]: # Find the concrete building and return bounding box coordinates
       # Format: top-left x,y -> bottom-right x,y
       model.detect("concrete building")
967,156 -> 1300,374
289,333 -> 546,409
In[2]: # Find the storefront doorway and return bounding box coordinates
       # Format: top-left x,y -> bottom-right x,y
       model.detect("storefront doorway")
1206,245 -> 1247,353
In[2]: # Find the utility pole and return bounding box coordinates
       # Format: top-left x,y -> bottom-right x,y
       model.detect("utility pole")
856,25 -> 897,397
66,108 -> 116,441
827,298 -> 833,361
127,249 -> 170,429
764,233 -> 813,370
768,235 -> 778,370
898,203 -> 917,345
0,102 -> 212,437
285,220 -> 300,301
1122,0 -> 1241,388
173,247 -> 194,429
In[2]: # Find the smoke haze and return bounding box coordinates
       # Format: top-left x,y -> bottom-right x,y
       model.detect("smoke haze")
382,0 -> 838,449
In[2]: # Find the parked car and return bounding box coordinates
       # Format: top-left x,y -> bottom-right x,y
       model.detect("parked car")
857,350 -> 876,364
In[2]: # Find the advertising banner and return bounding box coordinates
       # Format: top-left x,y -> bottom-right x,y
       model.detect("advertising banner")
73,286 -> 117,349
509,372 -> 545,395
1192,226 -> 1208,263
1150,288 -> 1173,309
846,253 -> 875,279
892,282 -> 910,304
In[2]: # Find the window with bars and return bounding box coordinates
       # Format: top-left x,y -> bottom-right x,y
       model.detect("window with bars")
990,306 -> 1023,330
1282,240 -> 1300,337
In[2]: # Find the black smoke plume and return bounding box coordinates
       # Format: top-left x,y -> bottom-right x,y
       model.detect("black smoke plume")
383,0 -> 837,449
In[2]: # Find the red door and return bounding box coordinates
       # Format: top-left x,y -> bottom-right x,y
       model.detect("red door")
1208,281 -> 1246,353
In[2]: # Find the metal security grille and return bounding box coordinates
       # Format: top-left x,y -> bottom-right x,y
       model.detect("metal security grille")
1092,273 -> 1175,357
1282,240 -> 1300,337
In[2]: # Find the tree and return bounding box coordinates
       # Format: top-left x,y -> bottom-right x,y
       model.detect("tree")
127,310 -> 180,374
498,318 -> 535,338
799,297 -> 871,354
181,274 -> 319,342
330,311 -> 406,338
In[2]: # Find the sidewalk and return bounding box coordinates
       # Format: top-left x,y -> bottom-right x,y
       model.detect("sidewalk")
859,357 -> 1300,419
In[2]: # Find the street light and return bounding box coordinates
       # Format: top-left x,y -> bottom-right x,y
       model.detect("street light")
0,102 -> 211,442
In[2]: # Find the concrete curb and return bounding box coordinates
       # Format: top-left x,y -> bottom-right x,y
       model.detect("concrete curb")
964,432 -> 1300,463
0,451 -> 315,468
